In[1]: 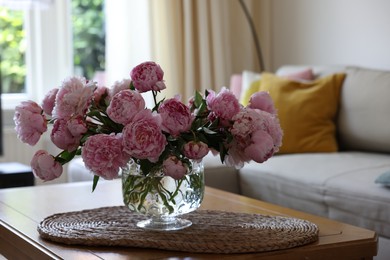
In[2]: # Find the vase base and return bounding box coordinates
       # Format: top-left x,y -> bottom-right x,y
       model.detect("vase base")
137,217 -> 192,231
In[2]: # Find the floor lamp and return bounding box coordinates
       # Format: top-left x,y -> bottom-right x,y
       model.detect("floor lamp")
238,0 -> 265,72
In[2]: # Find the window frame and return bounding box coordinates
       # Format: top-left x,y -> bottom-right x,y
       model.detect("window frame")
2,0 -> 72,124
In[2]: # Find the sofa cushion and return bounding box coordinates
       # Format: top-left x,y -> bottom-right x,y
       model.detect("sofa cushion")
239,152 -> 390,237
276,65 -> 345,79
245,72 -> 346,153
240,68 -> 314,105
325,163 -> 390,237
375,171 -> 390,187
203,153 -> 240,194
338,66 -> 390,152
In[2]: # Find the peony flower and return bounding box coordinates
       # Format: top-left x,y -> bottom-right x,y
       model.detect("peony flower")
14,60 -> 283,197
82,134 -> 129,180
31,150 -> 63,181
130,61 -> 166,93
223,142 -> 250,169
67,115 -> 88,137
227,108 -> 283,166
207,87 -> 241,121
244,130 -> 276,163
248,91 -> 277,115
41,88 -> 59,116
107,89 -> 145,125
162,156 -> 188,180
158,96 -> 194,136
14,100 -> 47,146
109,78 -> 131,100
93,86 -> 109,104
183,141 -> 209,162
53,76 -> 95,119
122,109 -> 167,163
51,118 -> 85,152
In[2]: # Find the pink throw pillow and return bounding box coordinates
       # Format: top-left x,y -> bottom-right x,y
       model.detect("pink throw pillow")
229,74 -> 243,99
285,68 -> 314,81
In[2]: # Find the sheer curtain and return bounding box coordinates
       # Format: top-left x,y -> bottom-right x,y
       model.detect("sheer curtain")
106,0 -> 261,102
149,0 -> 261,101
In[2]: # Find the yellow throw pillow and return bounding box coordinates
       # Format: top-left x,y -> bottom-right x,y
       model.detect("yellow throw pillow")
240,82 -> 260,106
240,68 -> 314,106
250,72 -> 346,154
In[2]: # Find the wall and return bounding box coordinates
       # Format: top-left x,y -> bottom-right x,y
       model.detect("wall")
264,0 -> 390,71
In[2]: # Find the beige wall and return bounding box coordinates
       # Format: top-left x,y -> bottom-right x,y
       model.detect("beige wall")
260,0 -> 390,71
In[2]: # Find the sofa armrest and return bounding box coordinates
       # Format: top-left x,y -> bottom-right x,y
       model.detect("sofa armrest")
203,153 -> 240,194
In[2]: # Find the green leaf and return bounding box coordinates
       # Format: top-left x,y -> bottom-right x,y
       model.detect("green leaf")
194,91 -> 203,107
202,127 -> 218,135
55,150 -> 78,164
138,159 -> 156,176
196,100 -> 207,115
92,175 -> 100,192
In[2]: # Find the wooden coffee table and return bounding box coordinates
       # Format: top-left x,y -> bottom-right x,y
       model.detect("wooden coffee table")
0,180 -> 377,259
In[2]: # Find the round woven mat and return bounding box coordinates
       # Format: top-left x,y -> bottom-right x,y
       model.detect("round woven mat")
38,206 -> 318,254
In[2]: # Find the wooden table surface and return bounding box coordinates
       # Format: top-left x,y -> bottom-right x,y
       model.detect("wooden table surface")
0,180 -> 377,259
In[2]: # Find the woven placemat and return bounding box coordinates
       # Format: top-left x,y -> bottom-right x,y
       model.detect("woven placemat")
38,206 -> 318,254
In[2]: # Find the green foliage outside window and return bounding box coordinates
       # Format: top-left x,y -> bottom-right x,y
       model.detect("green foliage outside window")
72,0 -> 105,79
0,1 -> 105,94
0,7 -> 26,94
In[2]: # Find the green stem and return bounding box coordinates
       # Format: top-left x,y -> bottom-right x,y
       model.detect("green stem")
169,178 -> 184,203
153,179 -> 174,213
153,90 -> 158,107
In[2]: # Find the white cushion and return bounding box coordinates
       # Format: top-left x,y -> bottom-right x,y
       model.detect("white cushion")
239,152 -> 390,237
276,65 -> 345,78
239,70 -> 261,102
338,66 -> 390,152
67,157 -> 94,182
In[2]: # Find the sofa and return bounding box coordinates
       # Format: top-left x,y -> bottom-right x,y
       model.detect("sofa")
204,65 -> 390,260
68,65 -> 390,259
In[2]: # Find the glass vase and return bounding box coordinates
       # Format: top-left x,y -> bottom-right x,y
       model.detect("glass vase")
121,159 -> 204,231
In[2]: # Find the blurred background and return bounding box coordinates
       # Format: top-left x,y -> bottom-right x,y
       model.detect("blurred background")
1,0 -> 389,184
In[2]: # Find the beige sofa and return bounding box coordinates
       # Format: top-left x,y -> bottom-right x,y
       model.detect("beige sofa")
203,65 -> 390,260
68,65 -> 390,259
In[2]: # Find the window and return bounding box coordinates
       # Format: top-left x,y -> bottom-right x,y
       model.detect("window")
0,7 -> 26,94
72,0 -> 105,84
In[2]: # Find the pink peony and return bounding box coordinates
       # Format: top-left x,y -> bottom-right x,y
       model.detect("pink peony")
67,115 -> 88,137
122,109 -> 167,163
93,86 -> 109,104
205,90 -> 216,106
82,134 -> 129,180
223,142 -> 250,169
244,130 -> 275,163
227,108 -> 283,166
109,78 -> 132,100
107,89 -> 145,125
51,117 -> 86,152
14,100 -> 47,146
130,61 -> 166,93
207,87 -> 240,121
31,150 -> 63,181
158,96 -> 194,136
53,76 -> 95,119
162,156 -> 187,180
248,91 -> 277,115
41,88 -> 59,116
183,141 -> 209,161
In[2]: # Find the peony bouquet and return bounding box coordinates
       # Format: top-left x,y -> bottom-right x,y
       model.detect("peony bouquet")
14,61 -> 283,191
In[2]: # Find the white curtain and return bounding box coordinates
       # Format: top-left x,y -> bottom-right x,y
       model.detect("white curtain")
149,0 -> 261,101
106,0 -> 262,102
